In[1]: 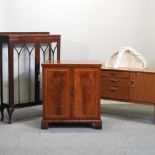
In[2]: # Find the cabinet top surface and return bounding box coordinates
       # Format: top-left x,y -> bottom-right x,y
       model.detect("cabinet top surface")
42,60 -> 102,67
102,65 -> 155,73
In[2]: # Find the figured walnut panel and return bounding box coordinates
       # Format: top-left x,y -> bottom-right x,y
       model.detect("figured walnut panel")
72,68 -> 100,119
43,68 -> 70,120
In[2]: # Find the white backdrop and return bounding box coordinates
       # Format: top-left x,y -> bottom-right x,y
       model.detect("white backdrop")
0,0 -> 155,66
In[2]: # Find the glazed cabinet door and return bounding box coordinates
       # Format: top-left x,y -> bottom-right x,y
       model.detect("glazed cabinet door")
130,72 -> 155,103
71,68 -> 100,120
42,68 -> 70,120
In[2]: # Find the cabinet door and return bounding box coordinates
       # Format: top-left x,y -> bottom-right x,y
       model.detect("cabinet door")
71,68 -> 100,119
129,72 -> 145,102
43,68 -> 70,120
143,73 -> 155,103
130,72 -> 155,103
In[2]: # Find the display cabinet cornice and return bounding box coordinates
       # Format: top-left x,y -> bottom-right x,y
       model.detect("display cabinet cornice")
0,32 -> 61,123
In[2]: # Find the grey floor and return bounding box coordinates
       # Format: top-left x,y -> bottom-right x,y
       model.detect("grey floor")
0,100 -> 155,155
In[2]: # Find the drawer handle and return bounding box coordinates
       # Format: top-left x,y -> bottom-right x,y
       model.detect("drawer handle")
110,78 -> 117,83
110,72 -> 117,76
109,87 -> 118,91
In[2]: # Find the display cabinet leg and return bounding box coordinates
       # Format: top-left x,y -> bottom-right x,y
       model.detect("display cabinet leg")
41,120 -> 48,129
7,108 -> 14,124
0,106 -> 4,121
94,121 -> 102,129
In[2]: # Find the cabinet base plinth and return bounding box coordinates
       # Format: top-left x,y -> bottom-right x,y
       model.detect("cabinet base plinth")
41,119 -> 102,129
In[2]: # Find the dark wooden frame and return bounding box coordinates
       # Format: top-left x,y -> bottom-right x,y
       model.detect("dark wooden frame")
0,32 -> 61,123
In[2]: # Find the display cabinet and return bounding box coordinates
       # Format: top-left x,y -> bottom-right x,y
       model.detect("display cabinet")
0,32 -> 61,123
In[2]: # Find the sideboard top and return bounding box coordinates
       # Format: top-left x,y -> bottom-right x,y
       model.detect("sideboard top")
102,65 -> 155,73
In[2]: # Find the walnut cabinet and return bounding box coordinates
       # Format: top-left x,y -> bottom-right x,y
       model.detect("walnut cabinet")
41,61 -> 102,129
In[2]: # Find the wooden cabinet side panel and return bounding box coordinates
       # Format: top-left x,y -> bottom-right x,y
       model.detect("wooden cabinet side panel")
42,68 -> 70,120
72,68 -> 101,120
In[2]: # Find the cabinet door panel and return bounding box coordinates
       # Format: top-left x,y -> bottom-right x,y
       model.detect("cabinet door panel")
72,68 -> 100,119
143,73 -> 155,103
130,72 -> 155,104
43,68 -> 70,119
129,72 -> 145,102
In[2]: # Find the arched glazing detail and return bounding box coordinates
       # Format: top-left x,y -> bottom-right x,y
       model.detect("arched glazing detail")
13,43 -> 35,104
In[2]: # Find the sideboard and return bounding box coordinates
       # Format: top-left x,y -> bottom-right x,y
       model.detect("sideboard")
101,66 -> 155,122
0,32 -> 61,123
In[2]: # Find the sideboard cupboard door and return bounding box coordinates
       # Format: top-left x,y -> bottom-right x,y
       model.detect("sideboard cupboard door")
129,72 -> 145,102
42,68 -> 70,120
130,72 -> 155,104
143,73 -> 155,103
143,73 -> 155,104
71,68 -> 100,120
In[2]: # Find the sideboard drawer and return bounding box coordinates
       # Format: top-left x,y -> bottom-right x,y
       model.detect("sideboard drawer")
102,70 -> 129,78
102,76 -> 129,87
101,86 -> 129,100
